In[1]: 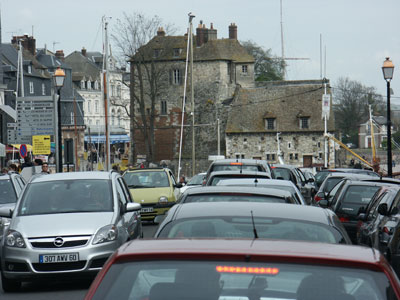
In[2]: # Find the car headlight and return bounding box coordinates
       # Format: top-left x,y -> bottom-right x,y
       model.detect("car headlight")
5,230 -> 26,248
92,225 -> 118,245
159,196 -> 168,204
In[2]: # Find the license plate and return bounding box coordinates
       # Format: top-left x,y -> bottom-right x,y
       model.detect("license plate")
140,207 -> 154,213
39,253 -> 79,264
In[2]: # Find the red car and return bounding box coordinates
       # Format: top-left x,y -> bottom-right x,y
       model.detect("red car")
85,239 -> 400,300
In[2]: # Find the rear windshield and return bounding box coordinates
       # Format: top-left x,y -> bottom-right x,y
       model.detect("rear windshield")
210,175 -> 269,186
325,177 -> 344,192
342,185 -> 381,205
91,260 -> 396,300
157,217 -> 345,244
0,179 -> 17,204
184,193 -> 293,204
18,179 -> 113,216
212,164 -> 265,173
271,168 -> 291,181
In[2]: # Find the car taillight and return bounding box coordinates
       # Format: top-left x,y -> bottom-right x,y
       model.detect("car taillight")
216,266 -> 279,275
314,195 -> 322,202
339,217 -> 350,223
383,227 -> 393,234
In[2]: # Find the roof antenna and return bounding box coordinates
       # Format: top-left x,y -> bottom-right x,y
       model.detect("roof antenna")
251,210 -> 258,239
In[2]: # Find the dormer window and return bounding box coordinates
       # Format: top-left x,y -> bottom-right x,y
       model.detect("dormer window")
173,48 -> 182,57
94,80 -> 99,90
87,81 -> 92,90
28,65 -> 32,74
242,65 -> 248,74
299,117 -> 310,129
153,49 -> 162,58
265,118 -> 276,130
80,80 -> 85,89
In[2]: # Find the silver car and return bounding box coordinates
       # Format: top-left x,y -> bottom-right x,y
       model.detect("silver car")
0,171 -> 141,292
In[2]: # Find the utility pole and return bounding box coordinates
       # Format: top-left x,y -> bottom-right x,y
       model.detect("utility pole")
103,17 -> 111,171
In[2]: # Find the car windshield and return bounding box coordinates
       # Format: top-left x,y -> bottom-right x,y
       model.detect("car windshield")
184,193 -> 292,204
0,179 -> 17,204
212,164 -> 264,172
124,171 -> 169,188
157,217 -> 345,243
210,175 -> 269,186
91,260 -> 395,300
17,179 -> 113,216
187,174 -> 204,185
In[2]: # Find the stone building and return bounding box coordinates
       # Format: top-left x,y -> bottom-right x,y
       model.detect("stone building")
130,22 -> 254,173
225,80 -> 335,168
358,116 -> 390,149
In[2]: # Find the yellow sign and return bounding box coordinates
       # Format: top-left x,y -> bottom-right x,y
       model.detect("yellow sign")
32,135 -> 51,155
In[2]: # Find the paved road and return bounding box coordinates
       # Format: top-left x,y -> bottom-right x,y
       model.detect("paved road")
0,222 -> 159,299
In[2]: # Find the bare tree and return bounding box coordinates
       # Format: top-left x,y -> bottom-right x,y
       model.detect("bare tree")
111,12 -> 175,164
333,77 -> 385,146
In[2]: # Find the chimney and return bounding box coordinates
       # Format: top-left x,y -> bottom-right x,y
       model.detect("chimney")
229,23 -> 238,40
208,23 -> 217,41
11,34 -> 36,56
81,47 -> 87,56
157,27 -> 166,36
55,50 -> 65,61
196,20 -> 205,47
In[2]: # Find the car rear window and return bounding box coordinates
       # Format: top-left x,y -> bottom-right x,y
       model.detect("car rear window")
184,193 -> 292,204
91,260 -> 396,300
212,164 -> 264,173
18,179 -> 113,216
271,168 -> 291,181
157,217 -> 345,243
325,177 -> 344,192
210,175 -> 270,186
0,179 -> 17,204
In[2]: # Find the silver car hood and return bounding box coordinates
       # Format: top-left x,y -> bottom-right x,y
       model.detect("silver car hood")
11,212 -> 114,237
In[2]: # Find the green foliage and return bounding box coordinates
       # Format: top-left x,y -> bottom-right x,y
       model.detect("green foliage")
241,40 -> 285,81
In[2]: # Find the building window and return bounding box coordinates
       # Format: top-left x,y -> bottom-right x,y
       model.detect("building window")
242,65 -> 248,74
81,80 -> 85,89
266,154 -> 270,160
288,142 -> 291,149
265,118 -> 276,130
70,112 -> 74,125
319,152 -> 323,159
236,154 -> 245,159
271,154 -> 276,160
88,119 -> 92,125
295,153 -> 298,160
172,69 -> 182,85
161,100 -> 167,115
96,120 -> 100,126
173,48 -> 181,57
118,109 -> 122,126
88,100 -> 91,113
28,65 -> 32,74
87,81 -> 92,90
111,109 -> 115,125
94,80 -> 99,90
289,153 -> 293,160
153,49 -> 161,58
95,100 -> 99,113
117,85 -> 121,97
29,82 -> 34,94
318,142 -> 321,148
41,83 -> 46,95
300,117 -> 310,129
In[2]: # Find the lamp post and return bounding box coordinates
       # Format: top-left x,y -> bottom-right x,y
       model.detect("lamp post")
53,67 -> 65,173
382,57 -> 395,177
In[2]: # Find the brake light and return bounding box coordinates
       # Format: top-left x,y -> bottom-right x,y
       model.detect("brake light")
339,217 -> 350,223
216,266 -> 279,275
230,162 -> 243,166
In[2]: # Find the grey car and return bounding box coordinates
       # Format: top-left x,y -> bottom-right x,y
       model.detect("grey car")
0,171 -> 141,292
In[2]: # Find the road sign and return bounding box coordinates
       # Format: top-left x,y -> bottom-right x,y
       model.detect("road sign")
32,135 -> 51,155
19,144 -> 28,158
16,96 -> 55,144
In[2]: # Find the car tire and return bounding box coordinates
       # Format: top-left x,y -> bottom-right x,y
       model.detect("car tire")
1,272 -> 21,292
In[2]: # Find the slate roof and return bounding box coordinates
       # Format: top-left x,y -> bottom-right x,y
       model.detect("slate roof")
133,35 -> 254,63
360,116 -> 387,126
226,80 -> 335,133
64,51 -> 101,82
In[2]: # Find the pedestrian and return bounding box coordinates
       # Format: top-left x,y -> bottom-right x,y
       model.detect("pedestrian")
41,162 -> 50,174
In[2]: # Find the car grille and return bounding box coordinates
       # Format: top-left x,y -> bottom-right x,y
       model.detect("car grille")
29,236 -> 90,249
32,261 -> 86,272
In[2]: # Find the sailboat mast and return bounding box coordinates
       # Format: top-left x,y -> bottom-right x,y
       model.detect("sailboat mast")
103,17 -> 111,171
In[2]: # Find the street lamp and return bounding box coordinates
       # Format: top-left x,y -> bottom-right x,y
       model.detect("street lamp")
382,57 -> 395,177
53,67 -> 65,173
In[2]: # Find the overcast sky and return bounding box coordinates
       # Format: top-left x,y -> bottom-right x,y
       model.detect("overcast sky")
2,0 -> 400,103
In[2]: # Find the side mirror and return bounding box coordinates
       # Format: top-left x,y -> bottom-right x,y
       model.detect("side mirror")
0,207 -> 13,218
126,202 -> 141,212
357,213 -> 366,221
319,199 -> 329,208
378,203 -> 389,216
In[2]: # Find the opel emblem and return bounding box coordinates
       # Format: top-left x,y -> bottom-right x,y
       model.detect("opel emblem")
54,237 -> 64,247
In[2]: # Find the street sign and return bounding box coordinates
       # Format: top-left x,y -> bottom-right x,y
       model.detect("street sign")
19,144 -> 28,158
16,96 -> 55,144
32,135 -> 51,155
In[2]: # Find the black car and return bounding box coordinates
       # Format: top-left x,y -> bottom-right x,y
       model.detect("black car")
313,173 -> 377,205
321,180 -> 387,243
314,168 -> 379,190
357,185 -> 400,274
271,164 -> 315,204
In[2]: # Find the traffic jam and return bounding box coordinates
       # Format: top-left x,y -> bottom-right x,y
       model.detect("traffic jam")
1,159 -> 400,299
